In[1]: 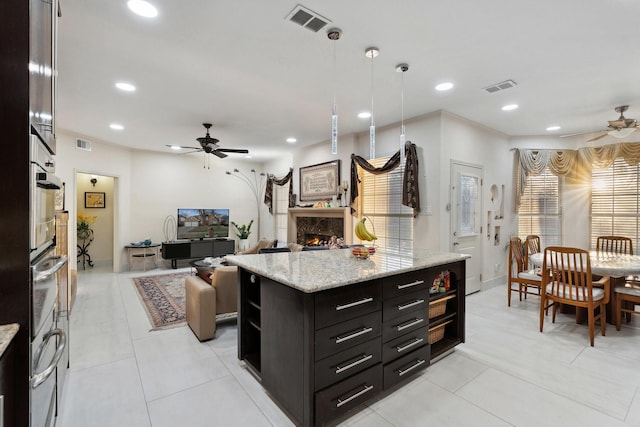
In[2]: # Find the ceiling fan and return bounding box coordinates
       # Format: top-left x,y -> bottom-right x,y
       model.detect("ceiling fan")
562,106 -> 640,142
167,123 -> 249,159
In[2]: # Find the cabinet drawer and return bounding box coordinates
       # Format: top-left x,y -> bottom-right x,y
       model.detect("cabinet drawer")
383,345 -> 430,390
315,363 -> 382,426
382,325 -> 428,364
382,270 -> 429,300
315,280 -> 381,329
315,311 -> 381,361
315,338 -> 381,391
383,289 -> 428,322
382,309 -> 428,343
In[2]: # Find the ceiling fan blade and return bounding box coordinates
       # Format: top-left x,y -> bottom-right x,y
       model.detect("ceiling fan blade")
165,144 -> 202,150
587,133 -> 608,142
212,150 -> 228,158
217,148 -> 249,154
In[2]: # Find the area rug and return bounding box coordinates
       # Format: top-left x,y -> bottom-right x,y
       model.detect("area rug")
132,272 -> 190,331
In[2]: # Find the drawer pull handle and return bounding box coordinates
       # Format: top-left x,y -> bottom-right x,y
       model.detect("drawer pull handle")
335,327 -> 373,344
336,297 -> 374,311
398,359 -> 426,377
396,317 -> 424,332
336,384 -> 374,408
397,280 -> 424,290
335,354 -> 373,374
396,337 -> 424,353
397,299 -> 425,311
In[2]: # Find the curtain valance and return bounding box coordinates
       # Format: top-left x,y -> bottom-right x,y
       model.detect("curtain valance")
264,168 -> 293,214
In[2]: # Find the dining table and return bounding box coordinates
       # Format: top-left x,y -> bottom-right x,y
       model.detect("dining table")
529,250 -> 640,324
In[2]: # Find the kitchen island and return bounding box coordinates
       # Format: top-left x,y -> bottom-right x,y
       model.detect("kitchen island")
225,249 -> 469,426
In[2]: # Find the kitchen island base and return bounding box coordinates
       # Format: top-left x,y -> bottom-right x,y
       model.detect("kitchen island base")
232,252 -> 466,427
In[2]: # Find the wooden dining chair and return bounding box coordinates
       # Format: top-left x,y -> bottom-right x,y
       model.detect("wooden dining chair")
508,237 -> 542,306
539,246 -> 610,346
596,236 -> 633,255
615,282 -> 640,330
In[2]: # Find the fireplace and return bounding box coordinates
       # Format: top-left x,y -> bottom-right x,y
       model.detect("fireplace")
288,208 -> 352,245
305,233 -> 337,246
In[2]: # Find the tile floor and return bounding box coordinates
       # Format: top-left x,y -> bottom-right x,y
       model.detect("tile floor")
57,265 -> 640,427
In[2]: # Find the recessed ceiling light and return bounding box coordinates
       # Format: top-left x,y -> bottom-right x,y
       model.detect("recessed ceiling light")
546,125 -> 561,131
109,123 -> 124,130
244,155 -> 253,159
358,111 -> 371,119
169,145 -> 182,150
435,82 -> 454,91
501,104 -> 519,111
115,82 -> 136,92
127,0 -> 158,18
286,137 -> 297,143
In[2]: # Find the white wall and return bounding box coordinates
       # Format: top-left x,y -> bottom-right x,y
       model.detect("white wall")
76,172 -> 114,266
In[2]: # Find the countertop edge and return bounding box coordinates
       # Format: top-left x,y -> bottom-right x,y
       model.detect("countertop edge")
0,323 -> 20,358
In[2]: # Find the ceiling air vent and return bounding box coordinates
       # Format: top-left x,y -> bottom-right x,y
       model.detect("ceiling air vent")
483,79 -> 517,94
76,138 -> 92,151
286,4 -> 331,33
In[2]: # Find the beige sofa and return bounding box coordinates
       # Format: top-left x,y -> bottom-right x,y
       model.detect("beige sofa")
185,265 -> 238,341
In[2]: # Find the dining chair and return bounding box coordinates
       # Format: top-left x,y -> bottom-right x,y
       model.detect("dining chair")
539,246 -> 610,346
596,236 -> 633,255
615,282 -> 640,330
525,234 -> 541,271
508,236 -> 542,306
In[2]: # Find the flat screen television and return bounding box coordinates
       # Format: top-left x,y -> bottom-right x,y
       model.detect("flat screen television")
177,208 -> 229,240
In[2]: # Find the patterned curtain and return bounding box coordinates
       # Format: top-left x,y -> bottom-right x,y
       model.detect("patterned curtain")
264,168 -> 293,214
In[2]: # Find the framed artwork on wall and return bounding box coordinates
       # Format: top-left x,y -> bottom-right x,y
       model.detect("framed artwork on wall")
299,160 -> 340,201
85,191 -> 105,208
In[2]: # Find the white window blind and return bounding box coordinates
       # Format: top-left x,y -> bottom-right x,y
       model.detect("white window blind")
274,184 -> 289,243
518,168 -> 561,247
591,158 -> 640,250
361,157 -> 413,254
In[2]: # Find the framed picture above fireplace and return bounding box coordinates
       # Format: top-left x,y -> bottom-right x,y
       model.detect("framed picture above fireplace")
299,160 -> 340,201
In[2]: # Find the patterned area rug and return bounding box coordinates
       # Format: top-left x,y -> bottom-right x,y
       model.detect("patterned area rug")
132,272 -> 190,331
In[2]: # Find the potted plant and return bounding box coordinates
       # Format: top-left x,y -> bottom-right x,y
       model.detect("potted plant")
77,212 -> 97,240
231,219 -> 253,251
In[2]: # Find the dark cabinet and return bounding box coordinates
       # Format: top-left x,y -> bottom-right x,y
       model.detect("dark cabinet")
0,336 -> 16,427
162,239 -> 235,268
238,259 -> 466,426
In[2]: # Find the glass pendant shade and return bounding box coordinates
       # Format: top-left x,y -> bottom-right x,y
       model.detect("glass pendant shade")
397,63 -> 409,166
366,47 -> 379,160
328,28 -> 341,154
331,105 -> 338,154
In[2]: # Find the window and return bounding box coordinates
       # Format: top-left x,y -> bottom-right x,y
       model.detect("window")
274,184 -> 289,243
591,158 -> 640,250
360,157 -> 413,254
518,168 -> 561,247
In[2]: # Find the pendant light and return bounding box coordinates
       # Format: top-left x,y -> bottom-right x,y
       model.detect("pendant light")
365,47 -> 379,159
396,63 -> 409,165
328,28 -> 341,154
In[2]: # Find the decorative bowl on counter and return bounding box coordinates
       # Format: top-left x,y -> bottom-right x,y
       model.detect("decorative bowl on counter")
351,245 -> 376,259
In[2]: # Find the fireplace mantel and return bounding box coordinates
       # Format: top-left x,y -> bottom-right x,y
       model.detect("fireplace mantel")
288,207 -> 353,245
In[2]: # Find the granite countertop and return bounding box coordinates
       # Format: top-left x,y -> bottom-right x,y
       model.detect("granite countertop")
225,249 -> 470,293
0,323 -> 19,358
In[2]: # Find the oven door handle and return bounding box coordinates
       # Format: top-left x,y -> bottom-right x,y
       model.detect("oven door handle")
31,328 -> 66,389
33,256 -> 67,283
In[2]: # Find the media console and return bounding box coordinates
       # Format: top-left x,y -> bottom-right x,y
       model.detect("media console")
161,239 -> 235,268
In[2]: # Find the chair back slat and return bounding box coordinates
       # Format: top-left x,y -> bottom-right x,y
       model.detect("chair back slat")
596,236 -> 633,255
543,246 -> 593,303
509,237 -> 526,276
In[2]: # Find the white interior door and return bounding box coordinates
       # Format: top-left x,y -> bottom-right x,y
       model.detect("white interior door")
451,161 -> 482,295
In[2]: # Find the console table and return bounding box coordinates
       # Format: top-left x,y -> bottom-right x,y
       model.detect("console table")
77,230 -> 94,270
162,239 -> 235,269
226,249 -> 469,426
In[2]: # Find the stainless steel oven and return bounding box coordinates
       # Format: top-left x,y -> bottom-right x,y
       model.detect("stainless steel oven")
30,246 -> 66,427
30,135 -> 60,260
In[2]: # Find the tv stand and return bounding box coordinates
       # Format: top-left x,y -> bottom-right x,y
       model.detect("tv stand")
162,239 -> 235,269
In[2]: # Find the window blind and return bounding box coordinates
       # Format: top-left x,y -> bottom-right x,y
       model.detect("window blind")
274,184 -> 289,243
361,157 -> 413,254
591,158 -> 640,250
518,167 -> 561,247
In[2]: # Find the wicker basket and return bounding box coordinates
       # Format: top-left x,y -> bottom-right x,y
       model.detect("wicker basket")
428,320 -> 452,344
428,294 -> 455,319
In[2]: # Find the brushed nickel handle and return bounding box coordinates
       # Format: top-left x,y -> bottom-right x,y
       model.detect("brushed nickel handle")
335,327 -> 373,344
32,328 -> 66,389
335,354 -> 373,374
336,384 -> 374,408
335,297 -> 374,311
396,317 -> 424,332
398,359 -> 426,376
396,337 -> 424,353
397,280 -> 424,290
397,299 -> 425,311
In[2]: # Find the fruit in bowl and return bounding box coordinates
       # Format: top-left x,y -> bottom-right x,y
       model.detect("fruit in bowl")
351,246 -> 369,259
367,246 -> 376,255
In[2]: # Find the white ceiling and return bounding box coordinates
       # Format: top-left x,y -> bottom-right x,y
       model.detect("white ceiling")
57,0 -> 640,162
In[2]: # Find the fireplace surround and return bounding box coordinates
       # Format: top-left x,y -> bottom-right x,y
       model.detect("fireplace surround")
288,208 -> 352,245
